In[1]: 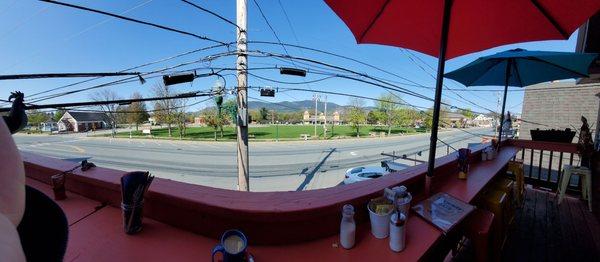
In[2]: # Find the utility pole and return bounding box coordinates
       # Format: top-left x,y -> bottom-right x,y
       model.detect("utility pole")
323,95 -> 327,138
496,91 -> 501,130
313,94 -> 319,138
236,0 -> 249,191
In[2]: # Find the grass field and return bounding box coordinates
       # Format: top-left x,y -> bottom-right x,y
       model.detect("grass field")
112,125 -> 426,141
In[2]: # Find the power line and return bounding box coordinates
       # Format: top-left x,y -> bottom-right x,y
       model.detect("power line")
251,0 -> 315,94
28,51 -> 239,103
180,0 -> 239,29
57,95 -> 213,114
27,43 -> 233,99
1,90 -> 216,112
0,72 -> 142,80
398,48 -> 497,113
249,40 -> 429,88
39,0 -> 228,45
252,0 -> 293,63
249,72 -> 336,85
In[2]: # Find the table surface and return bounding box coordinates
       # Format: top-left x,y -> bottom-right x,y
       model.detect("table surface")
25,147 -> 518,262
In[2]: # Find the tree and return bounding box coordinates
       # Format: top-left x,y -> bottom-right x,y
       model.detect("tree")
174,98 -> 189,139
376,93 -> 400,135
367,110 -> 381,125
394,108 -> 417,128
222,99 -> 237,125
126,92 -> 149,131
52,109 -> 65,122
152,83 -> 178,137
347,98 -> 366,137
460,108 -> 474,119
259,107 -> 269,121
90,89 -> 121,137
203,108 -> 224,141
27,109 -> 49,129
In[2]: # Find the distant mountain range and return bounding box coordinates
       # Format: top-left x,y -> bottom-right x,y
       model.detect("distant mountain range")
248,100 -> 375,113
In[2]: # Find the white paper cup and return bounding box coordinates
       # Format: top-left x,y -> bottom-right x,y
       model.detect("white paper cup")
368,204 -> 393,239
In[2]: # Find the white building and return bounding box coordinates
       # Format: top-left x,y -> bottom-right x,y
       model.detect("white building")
473,114 -> 494,127
58,111 -> 112,132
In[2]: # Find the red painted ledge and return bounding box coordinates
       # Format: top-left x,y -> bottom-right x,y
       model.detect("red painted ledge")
21,142 -> 490,245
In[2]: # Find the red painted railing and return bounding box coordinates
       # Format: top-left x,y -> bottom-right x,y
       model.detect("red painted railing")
21,143 -> 492,245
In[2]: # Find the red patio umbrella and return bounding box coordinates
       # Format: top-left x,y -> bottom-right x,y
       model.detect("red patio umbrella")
324,0 -> 600,191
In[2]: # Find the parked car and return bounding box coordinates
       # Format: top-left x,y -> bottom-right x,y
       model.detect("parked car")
343,166 -> 389,185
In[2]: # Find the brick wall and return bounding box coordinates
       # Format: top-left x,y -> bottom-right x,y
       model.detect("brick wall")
520,81 -> 600,140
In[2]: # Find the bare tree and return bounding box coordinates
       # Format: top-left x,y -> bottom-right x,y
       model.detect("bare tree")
90,89 -> 121,137
152,83 -> 176,137
174,97 -> 189,139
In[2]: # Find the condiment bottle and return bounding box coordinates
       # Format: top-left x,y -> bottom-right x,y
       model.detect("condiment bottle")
389,212 -> 406,252
340,204 -> 356,249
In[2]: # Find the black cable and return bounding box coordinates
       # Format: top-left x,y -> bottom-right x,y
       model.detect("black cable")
1,91 -> 215,112
245,49 -> 500,117
60,96 -> 213,114
249,72 -> 336,85
247,50 -> 435,102
249,40 -> 428,88
27,43 -> 233,99
399,48 -> 498,113
0,72 -> 142,80
39,0 -> 228,45
29,51 -> 240,103
252,0 -> 294,65
180,0 -> 239,29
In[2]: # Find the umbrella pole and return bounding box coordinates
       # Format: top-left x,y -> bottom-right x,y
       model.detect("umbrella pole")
498,60 -> 512,147
425,0 -> 453,196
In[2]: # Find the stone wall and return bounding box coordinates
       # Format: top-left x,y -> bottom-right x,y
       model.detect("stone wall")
520,81 -> 600,140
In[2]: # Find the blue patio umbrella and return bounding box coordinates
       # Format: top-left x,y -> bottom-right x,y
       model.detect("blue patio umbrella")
444,48 -> 598,144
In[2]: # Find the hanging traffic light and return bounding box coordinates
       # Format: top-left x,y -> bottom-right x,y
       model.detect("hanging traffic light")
163,73 -> 195,86
279,67 -> 307,77
260,88 -> 275,97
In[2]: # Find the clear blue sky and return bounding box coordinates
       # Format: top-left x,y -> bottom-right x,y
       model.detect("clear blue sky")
0,0 -> 581,115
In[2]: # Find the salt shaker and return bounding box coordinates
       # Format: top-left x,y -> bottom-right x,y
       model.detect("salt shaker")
389,212 -> 406,252
340,204 -> 356,249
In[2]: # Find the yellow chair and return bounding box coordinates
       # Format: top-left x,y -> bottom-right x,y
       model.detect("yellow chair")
491,177 -> 515,226
480,190 -> 508,257
507,160 -> 525,207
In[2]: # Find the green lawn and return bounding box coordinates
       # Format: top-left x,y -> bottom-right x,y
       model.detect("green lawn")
112,125 -> 426,141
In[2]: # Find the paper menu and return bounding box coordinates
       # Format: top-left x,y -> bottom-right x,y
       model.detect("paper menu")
411,192 -> 475,233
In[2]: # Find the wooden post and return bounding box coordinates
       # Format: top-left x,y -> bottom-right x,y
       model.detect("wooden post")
236,0 -> 249,191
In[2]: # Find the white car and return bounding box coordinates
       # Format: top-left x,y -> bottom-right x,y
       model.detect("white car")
343,166 -> 389,185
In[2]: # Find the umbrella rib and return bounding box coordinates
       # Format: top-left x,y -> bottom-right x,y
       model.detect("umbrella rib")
358,0 -> 391,42
529,0 -> 568,38
528,57 -> 590,78
511,59 -> 524,87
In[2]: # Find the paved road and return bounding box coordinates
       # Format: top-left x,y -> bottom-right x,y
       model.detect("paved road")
14,128 -> 493,191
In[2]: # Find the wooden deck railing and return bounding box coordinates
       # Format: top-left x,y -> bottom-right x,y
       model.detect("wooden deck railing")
507,139 -> 581,192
